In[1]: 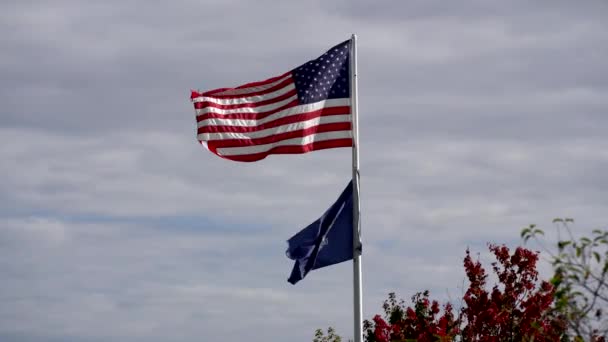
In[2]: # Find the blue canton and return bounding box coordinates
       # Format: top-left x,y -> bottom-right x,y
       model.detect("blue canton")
292,40 -> 350,104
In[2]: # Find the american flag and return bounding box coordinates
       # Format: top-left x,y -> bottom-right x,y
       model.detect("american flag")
191,40 -> 352,162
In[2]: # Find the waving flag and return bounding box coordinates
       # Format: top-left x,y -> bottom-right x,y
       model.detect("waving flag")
286,181 -> 354,284
191,40 -> 352,162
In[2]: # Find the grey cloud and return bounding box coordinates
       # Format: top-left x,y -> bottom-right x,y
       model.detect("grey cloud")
324,0 -> 608,24
0,217 -> 358,342
1,0 -> 607,341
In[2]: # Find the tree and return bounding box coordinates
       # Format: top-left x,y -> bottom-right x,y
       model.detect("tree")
363,291 -> 458,342
522,218 -> 608,341
314,327 -> 343,342
313,219 -> 608,341
362,244 -> 566,342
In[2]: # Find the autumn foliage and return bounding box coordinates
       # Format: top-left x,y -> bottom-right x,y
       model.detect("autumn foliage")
363,245 -> 567,342
315,223 -> 607,342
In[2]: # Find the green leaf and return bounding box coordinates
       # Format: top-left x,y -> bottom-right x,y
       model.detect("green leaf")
521,228 -> 530,238
553,218 -> 563,223
558,240 -> 571,250
593,251 -> 601,263
565,218 -> 574,223
550,276 -> 562,287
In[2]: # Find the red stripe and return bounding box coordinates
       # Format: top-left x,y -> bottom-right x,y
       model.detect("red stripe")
209,139 -> 353,162
194,88 -> 297,110
209,77 -> 294,99
197,105 -> 350,123
197,107 -> 351,134
208,123 -> 352,148
192,71 -> 292,98
196,99 -> 299,121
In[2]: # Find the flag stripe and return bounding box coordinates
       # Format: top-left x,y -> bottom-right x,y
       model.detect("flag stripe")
201,77 -> 296,101
215,131 -> 352,156
193,79 -> 295,107
198,107 -> 350,134
212,138 -> 353,162
197,72 -> 292,97
195,94 -> 298,116
198,114 -> 352,141
197,100 -> 300,123
196,99 -> 350,126
210,122 -> 351,149
194,88 -> 298,111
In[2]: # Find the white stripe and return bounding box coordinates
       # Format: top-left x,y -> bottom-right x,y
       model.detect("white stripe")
212,74 -> 292,97
217,131 -> 352,156
197,98 -> 350,127
198,114 -> 351,141
195,94 -> 298,116
193,82 -> 295,106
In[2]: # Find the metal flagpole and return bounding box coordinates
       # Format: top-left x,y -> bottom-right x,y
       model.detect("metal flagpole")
350,33 -> 363,342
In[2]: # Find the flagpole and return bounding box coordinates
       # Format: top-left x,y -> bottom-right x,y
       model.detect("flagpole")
350,33 -> 363,342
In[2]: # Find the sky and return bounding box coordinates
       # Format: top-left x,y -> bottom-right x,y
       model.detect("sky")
1,0 -> 607,341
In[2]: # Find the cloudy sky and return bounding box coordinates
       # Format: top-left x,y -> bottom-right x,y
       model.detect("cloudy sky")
1,0 -> 607,341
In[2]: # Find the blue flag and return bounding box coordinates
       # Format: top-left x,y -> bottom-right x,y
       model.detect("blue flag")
286,181 -> 354,284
